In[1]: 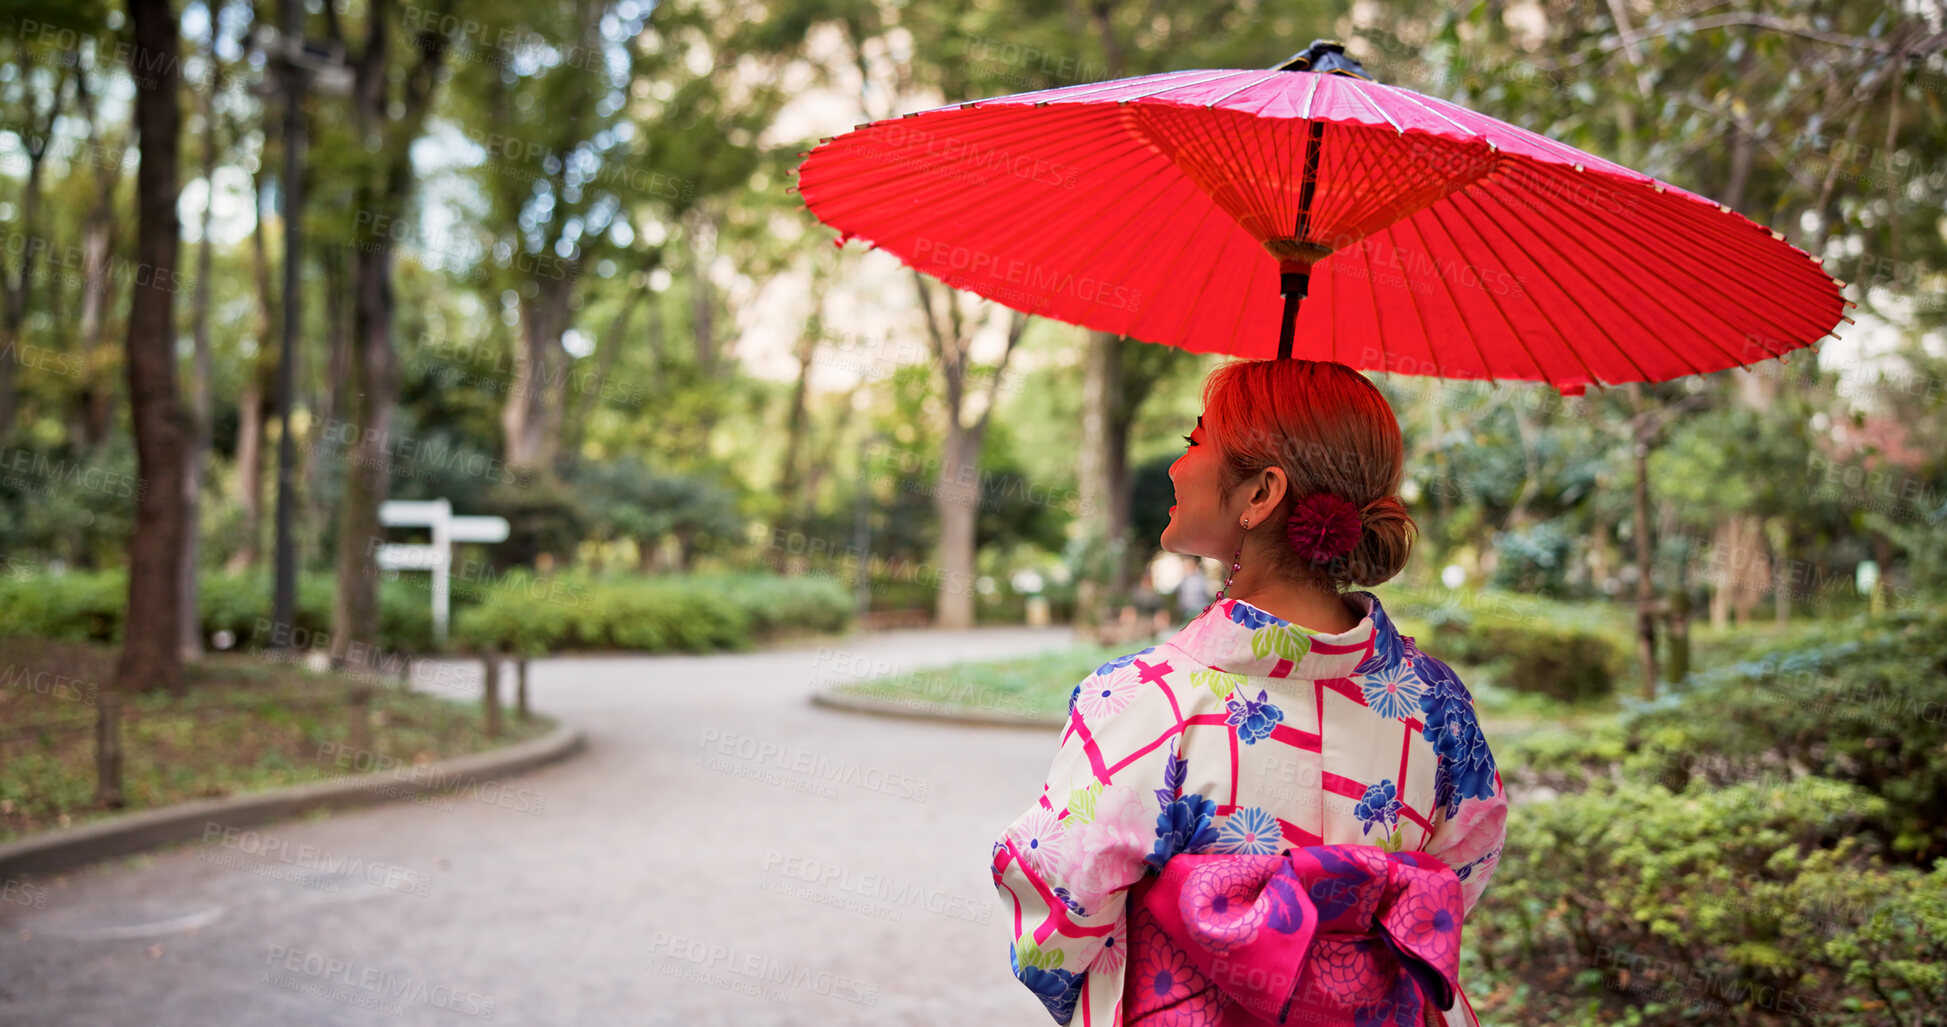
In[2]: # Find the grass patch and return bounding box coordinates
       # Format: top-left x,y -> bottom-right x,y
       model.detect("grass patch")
0,637 -> 553,842
834,642 -> 1130,720
829,591 -> 1633,731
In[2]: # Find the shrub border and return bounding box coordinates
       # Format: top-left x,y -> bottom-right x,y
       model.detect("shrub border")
0,723 -> 585,877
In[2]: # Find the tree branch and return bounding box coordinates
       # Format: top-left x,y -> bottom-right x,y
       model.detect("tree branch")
1599,14 -> 1945,55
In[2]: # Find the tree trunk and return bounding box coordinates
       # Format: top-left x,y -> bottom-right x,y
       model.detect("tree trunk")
303,243 -> 351,569
180,39 -> 223,661
331,0 -> 449,666
331,241 -> 396,667
1707,516 -> 1728,631
911,274 -> 1026,629
73,65 -> 120,450
777,313 -> 819,528
690,213 -> 717,376
228,166 -> 279,572
74,191 -> 119,450
1078,331 -> 1124,625
501,274 -> 574,471
562,288 -> 642,463
1765,516 -> 1792,623
0,61 -> 63,445
110,0 -> 188,815
934,426 -> 981,629
228,377 -> 268,571
1627,383 -> 1658,699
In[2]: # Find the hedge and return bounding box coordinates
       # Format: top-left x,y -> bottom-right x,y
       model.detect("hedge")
1470,604 -> 1947,1026
1516,608 -> 1947,861
0,570 -> 433,651
450,572 -> 854,655
1423,603 -> 1626,703
1471,777 -> 1947,1026
0,569 -> 853,656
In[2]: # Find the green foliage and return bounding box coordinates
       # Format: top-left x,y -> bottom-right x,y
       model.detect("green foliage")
571,459 -> 745,567
0,568 -> 852,656
1489,519 -> 1580,597
0,639 -> 555,842
1426,604 -> 1625,703
0,440 -> 141,570
0,569 -> 128,642
1475,605 -> 1947,1025
1472,775 -> 1947,1026
836,641 -> 1127,720
1624,608 -> 1947,861
452,572 -> 853,655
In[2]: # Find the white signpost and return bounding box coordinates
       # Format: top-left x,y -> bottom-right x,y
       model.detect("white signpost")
376,499 -> 510,645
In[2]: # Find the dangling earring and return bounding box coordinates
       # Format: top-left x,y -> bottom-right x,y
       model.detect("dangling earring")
1204,517 -> 1248,614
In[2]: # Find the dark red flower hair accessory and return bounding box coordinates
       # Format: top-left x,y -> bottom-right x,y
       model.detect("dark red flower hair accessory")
1285,492 -> 1364,564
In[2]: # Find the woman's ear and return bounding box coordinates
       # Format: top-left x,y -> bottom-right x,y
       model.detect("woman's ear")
1244,466 -> 1288,521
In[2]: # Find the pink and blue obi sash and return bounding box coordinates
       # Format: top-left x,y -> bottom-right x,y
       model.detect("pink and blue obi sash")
1123,846 -> 1464,1027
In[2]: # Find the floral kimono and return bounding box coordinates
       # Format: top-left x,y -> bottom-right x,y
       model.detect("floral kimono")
991,592 -> 1507,1027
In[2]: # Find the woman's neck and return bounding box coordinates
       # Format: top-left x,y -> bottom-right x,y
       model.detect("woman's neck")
1223,570 -> 1362,635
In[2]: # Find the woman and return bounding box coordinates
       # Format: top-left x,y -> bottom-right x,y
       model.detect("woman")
991,359 -> 1507,1027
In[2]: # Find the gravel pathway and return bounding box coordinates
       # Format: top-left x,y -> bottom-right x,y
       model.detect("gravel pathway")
0,627 -> 1083,1027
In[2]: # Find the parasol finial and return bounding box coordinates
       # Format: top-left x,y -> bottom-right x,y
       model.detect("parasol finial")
1273,40 -> 1372,80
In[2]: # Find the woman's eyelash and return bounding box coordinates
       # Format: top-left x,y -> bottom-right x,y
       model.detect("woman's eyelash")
1181,435 -> 1196,446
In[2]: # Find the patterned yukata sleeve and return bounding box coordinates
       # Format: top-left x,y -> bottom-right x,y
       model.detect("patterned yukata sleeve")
1415,654 -> 1509,916
991,661 -> 1185,1024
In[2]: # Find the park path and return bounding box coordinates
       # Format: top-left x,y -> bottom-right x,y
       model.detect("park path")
0,626 -> 1085,1027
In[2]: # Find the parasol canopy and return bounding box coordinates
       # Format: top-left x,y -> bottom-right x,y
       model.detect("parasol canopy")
795,42 -> 1852,395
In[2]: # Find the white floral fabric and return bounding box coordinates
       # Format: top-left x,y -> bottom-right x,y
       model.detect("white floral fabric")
991,592 -> 1509,1027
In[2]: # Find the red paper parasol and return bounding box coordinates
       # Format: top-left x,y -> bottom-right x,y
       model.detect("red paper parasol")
795,42 -> 1852,395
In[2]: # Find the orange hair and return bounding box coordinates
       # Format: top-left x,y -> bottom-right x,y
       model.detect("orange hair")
1201,359 -> 1417,589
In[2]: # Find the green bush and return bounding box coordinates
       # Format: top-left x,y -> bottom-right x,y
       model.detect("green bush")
452,572 -> 852,655
1485,622 -> 1624,702
0,569 -> 850,657
1470,777 -> 1947,1026
1426,605 -> 1624,703
0,571 -> 127,641
1621,607 -> 1947,861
